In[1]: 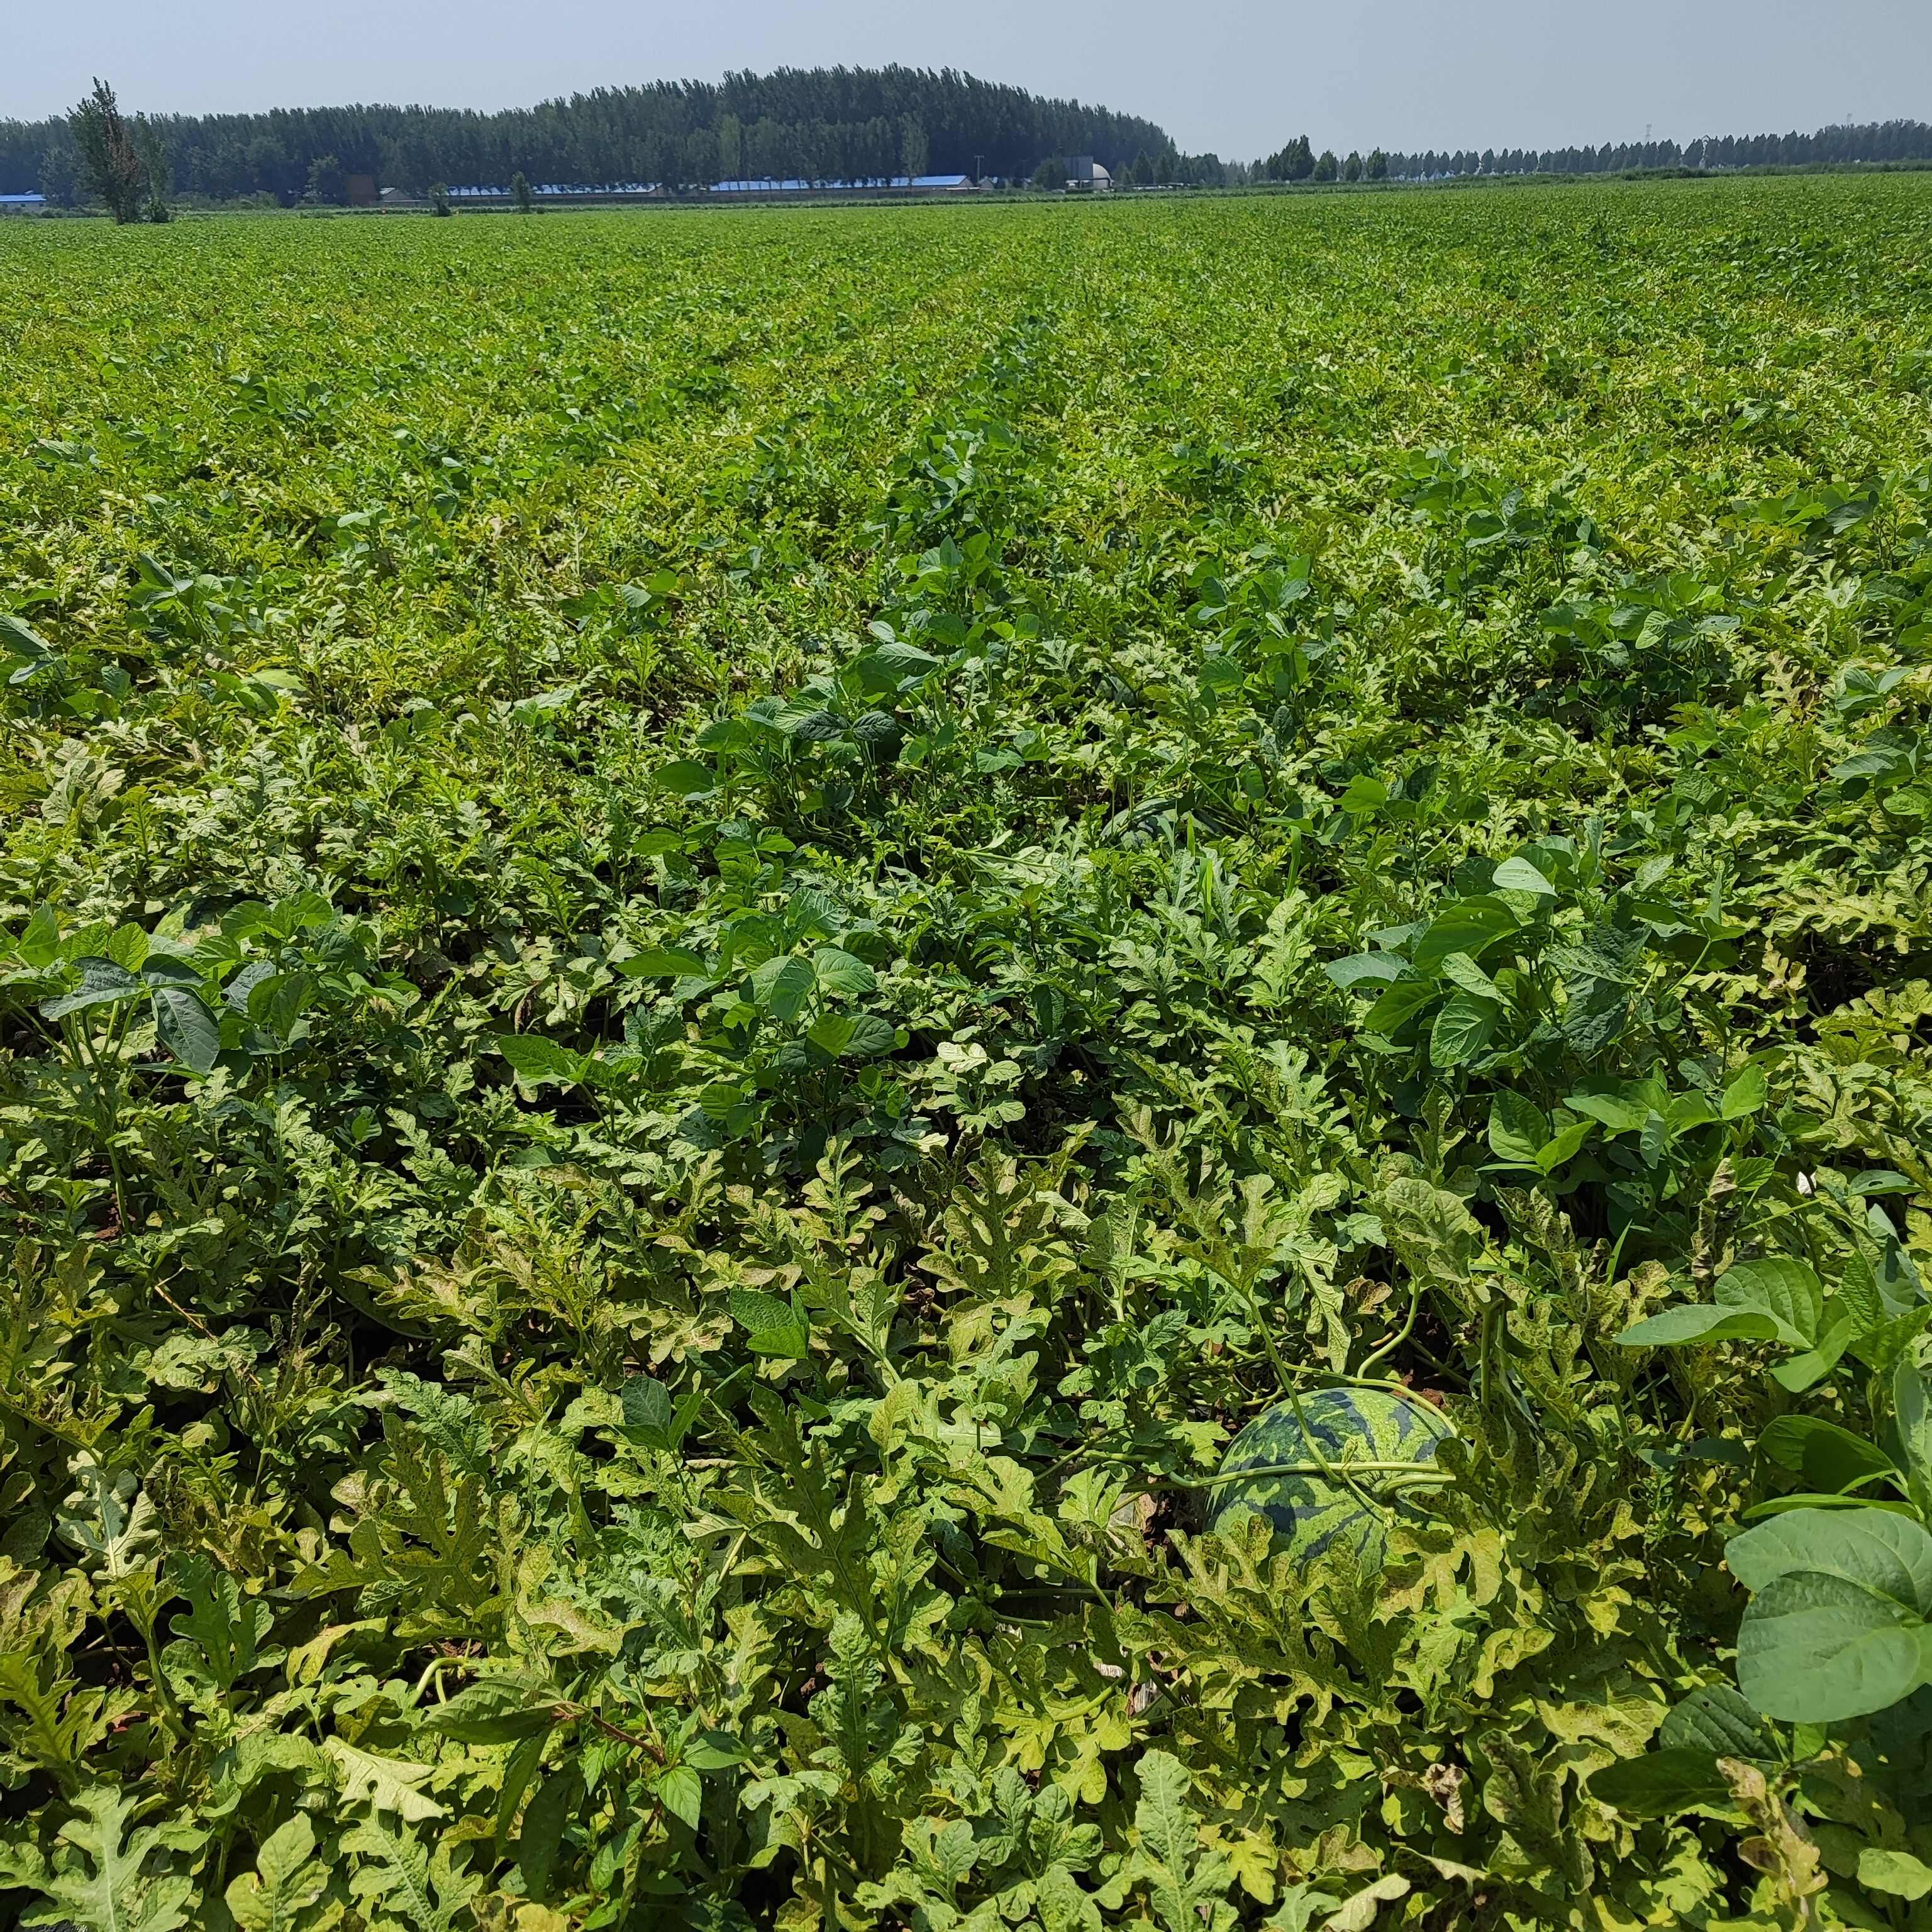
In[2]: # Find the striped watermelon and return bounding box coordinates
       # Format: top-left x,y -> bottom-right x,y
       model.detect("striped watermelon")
1211,1387 -> 1451,1562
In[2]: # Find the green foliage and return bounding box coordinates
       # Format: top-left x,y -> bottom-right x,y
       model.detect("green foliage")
66,78 -> 144,224
8,174 -> 1932,1929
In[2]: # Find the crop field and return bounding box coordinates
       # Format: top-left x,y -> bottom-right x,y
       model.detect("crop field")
5,174 -> 1932,1929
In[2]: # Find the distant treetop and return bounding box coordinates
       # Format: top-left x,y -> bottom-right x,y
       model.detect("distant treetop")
0,65 -> 1181,203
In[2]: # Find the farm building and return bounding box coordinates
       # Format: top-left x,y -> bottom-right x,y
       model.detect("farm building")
0,192 -> 47,213
444,183 -> 661,203
711,174 -> 979,195
1067,157 -> 1114,191
408,175 -> 984,208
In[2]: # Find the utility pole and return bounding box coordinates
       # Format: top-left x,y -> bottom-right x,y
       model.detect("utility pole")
974,152 -> 984,186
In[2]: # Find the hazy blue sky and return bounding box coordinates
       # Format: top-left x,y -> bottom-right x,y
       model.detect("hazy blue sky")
6,0 -> 1929,158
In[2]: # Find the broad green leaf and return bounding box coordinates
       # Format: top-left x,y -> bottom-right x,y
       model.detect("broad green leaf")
751,953 -> 815,1022
1428,991 -> 1499,1068
40,957 -> 143,1021
658,1763 -> 702,1829
1487,1091 -> 1550,1165
811,946 -> 876,996
519,1768 -> 580,1901
150,986 -> 222,1074
1735,1568 -> 1928,1722
1665,1091 -> 1719,1135
0,612 -> 53,662
866,640 -> 943,680
615,947 -> 708,979
1895,1356 -> 1932,1521
652,758 -> 715,795
805,1012 -> 858,1057
1492,855 -> 1556,895
1757,1414 -> 1898,1496
508,683 -> 578,722
1589,1748 -> 1737,1817
621,1374 -> 675,1439
138,956 -> 202,989
845,1013 -> 899,1057
776,702 -> 845,741
1859,1848 -> 1932,1901
1326,1874 -> 1411,1931
1336,774 -> 1388,816
1362,977 -> 1440,1037
1536,1116 -> 1593,1171
1324,952 -> 1408,991
494,1729 -> 549,1860
1727,1507 -> 1932,1612
1770,1315 -> 1861,1393
1742,1492 -> 1923,1521
18,903 -> 60,969
1411,896 -> 1516,970
1565,1084 -> 1653,1134
1616,1304 -> 1782,1348
104,923 -> 150,972
684,1729 -> 747,1770
421,1679 -> 559,1746
1437,950 -> 1501,1001
1720,1062 -> 1767,1118
1657,1682 -> 1780,1761
494,1034 -> 588,1088
1716,1258 -> 1823,1346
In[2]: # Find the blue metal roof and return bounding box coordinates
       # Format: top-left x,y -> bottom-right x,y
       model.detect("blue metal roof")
445,183 -> 657,197
438,175 -> 975,201
0,192 -> 46,205
711,174 -> 973,192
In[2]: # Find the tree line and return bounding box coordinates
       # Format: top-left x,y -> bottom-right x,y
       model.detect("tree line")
9,73 -> 1932,212
1252,122 -> 1932,186
0,66 -> 1177,204
1376,121 -> 1932,180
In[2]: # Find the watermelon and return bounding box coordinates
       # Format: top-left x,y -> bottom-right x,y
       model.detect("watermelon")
1210,1387 -> 1451,1561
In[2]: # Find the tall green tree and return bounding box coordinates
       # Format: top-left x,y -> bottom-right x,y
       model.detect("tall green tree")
37,142 -> 79,208
69,78 -> 145,223
304,153 -> 347,205
511,170 -> 535,213
135,118 -> 173,220
899,114 -> 928,181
